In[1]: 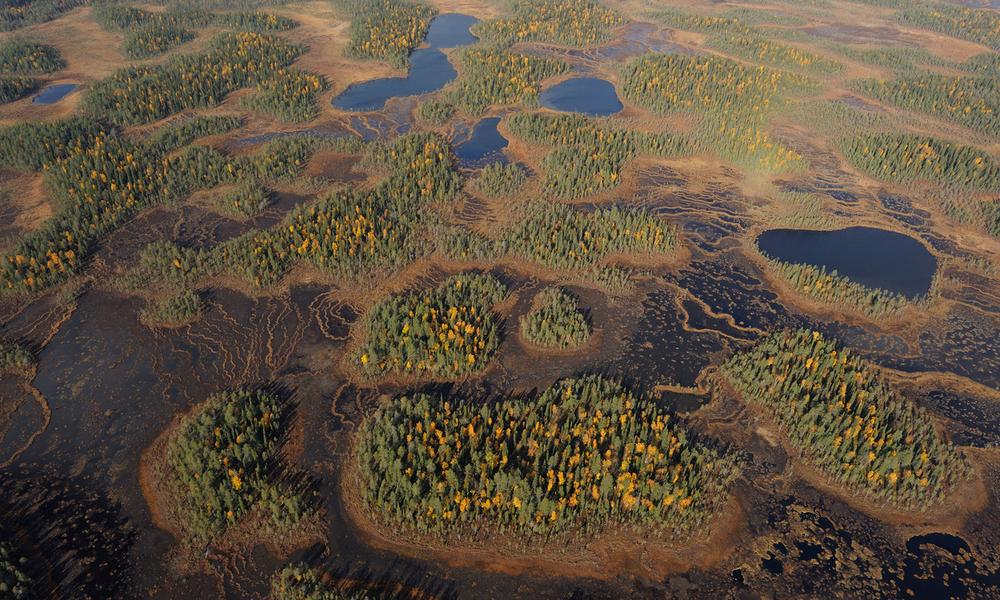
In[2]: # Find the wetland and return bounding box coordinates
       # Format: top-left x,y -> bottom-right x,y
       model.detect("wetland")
1,0 -> 1000,598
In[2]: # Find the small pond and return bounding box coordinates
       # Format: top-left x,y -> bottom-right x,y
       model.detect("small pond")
332,13 -> 477,112
540,77 -> 622,116
33,83 -> 78,104
454,117 -> 508,164
757,226 -> 936,298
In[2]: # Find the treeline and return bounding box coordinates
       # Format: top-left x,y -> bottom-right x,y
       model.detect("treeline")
446,48 -> 567,114
123,239 -> 218,291
762,255 -> 911,318
0,116 -> 103,169
505,202 -> 674,270
356,375 -> 738,539
364,131 -> 461,204
473,0 -> 624,47
142,114 -> 244,155
416,98 -> 453,125
168,0 -> 301,10
722,329 -> 971,508
83,31 -> 304,126
520,286 -> 590,349
722,7 -> 805,27
506,112 -> 689,197
841,133 -> 1000,191
439,226 -> 501,262
654,9 -> 839,74
619,53 -> 807,172
213,10 -> 297,31
833,44 -> 944,74
0,39 -> 62,102
242,67 -> 328,122
0,75 -> 34,103
0,0 -> 83,32
897,5 -> 1000,50
439,202 -> 677,270
0,118 -> 315,293
786,99 -> 889,140
586,264 -> 633,296
92,5 -> 198,30
222,174 -> 426,286
126,132 -> 455,290
340,0 -> 435,68
472,162 -> 526,197
619,54 -> 786,115
354,272 -> 507,379
853,74 -> 999,139
712,34 -> 842,74
984,201 -> 1000,239
653,9 -> 752,35
95,5 -> 296,32
539,146 -> 626,198
167,389 -> 313,538
94,5 -> 297,59
122,23 -> 194,59
963,53 -> 1000,77
0,39 -> 64,75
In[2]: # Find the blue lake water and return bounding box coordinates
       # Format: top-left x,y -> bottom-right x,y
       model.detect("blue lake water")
33,83 -> 78,104
332,13 -> 478,112
424,13 -> 479,48
756,226 -> 937,298
540,77 -> 623,116
454,117 -> 508,164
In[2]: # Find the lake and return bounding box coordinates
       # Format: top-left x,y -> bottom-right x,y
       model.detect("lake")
454,117 -> 508,165
540,77 -> 623,116
332,13 -> 478,112
757,226 -> 936,298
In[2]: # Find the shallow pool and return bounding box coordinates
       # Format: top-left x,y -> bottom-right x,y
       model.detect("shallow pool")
33,83 -> 78,104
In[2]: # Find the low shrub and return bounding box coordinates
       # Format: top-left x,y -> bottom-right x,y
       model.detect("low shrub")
140,290 -> 205,327
0,341 -> 34,374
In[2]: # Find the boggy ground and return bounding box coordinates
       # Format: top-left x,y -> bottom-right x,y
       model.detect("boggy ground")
1,0 -> 1000,598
